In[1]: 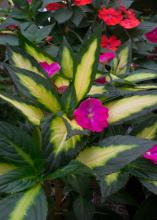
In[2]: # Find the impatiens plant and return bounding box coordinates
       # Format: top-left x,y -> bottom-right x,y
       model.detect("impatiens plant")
1,0 -> 157,219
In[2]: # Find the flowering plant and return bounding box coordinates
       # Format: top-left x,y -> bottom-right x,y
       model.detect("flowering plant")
0,0 -> 157,219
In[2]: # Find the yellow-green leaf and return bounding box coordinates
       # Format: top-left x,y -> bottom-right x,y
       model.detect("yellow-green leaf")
76,135 -> 156,175
7,46 -> 46,77
106,91 -> 157,125
0,93 -> 44,126
125,70 -> 157,83
74,33 -> 100,102
0,163 -> 16,176
20,34 -> 54,64
5,65 -> 61,113
49,116 -> 81,157
0,184 -> 48,220
61,45 -> 74,79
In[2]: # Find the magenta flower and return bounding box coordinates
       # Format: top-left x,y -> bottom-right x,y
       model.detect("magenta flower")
39,62 -> 61,77
144,145 -> 157,164
99,51 -> 116,64
73,98 -> 109,132
27,0 -> 32,4
145,27 -> 157,43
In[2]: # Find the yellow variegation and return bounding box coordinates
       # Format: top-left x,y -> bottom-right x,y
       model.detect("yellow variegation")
125,71 -> 157,83
17,74 -> 61,113
61,46 -> 74,79
0,163 -> 16,176
115,43 -> 130,75
136,121 -> 157,140
9,185 -> 42,220
74,38 -> 99,102
105,171 -> 121,186
50,116 -> 81,156
0,94 -> 44,126
21,36 -> 54,64
106,92 -> 157,124
8,48 -> 45,77
77,144 -> 134,169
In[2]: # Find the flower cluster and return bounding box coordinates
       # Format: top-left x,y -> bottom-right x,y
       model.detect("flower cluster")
98,5 -> 140,29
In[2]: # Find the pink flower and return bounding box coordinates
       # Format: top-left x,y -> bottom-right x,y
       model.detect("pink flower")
144,145 -> 157,164
145,27 -> 157,43
39,62 -> 61,77
27,0 -> 32,4
73,98 -> 109,132
99,51 -> 116,64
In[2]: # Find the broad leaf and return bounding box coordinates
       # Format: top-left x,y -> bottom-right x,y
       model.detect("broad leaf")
113,40 -> 131,76
106,91 -> 157,125
7,46 -> 47,77
19,34 -> 54,64
98,170 -> 129,201
60,42 -> 74,79
76,135 -> 156,176
0,184 -> 47,220
74,29 -> 101,103
0,93 -> 44,126
0,122 -> 43,169
5,65 -> 61,113
0,168 -> 36,193
124,70 -> 157,83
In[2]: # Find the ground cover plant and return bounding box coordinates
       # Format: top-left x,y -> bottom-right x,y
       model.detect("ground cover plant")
0,0 -> 157,219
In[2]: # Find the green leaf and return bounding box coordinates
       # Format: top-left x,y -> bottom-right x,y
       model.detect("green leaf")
0,93 -> 44,126
129,158 -> 157,180
0,32 -> 19,46
73,196 -> 94,220
45,116 -> 83,159
0,163 -> 16,176
5,65 -> 61,113
98,170 -> 129,201
124,70 -> 157,83
54,8 -> 73,23
113,40 -> 131,76
0,184 -> 48,220
74,28 -> 101,103
140,179 -> 157,195
60,41 -> 74,79
0,168 -> 36,193
0,121 -> 43,169
7,46 -> 47,77
47,161 -> 92,180
132,114 -> 157,140
19,34 -> 54,64
106,91 -> 157,125
76,135 -> 156,175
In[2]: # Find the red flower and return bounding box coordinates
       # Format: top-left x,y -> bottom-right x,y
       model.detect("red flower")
119,5 -> 140,29
46,3 -> 65,11
74,0 -> 92,6
98,7 -> 123,26
101,35 -> 121,51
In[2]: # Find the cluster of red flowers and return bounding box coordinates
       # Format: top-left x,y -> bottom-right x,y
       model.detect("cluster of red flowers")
45,0 -> 92,10
98,5 -> 140,29
101,35 -> 121,51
